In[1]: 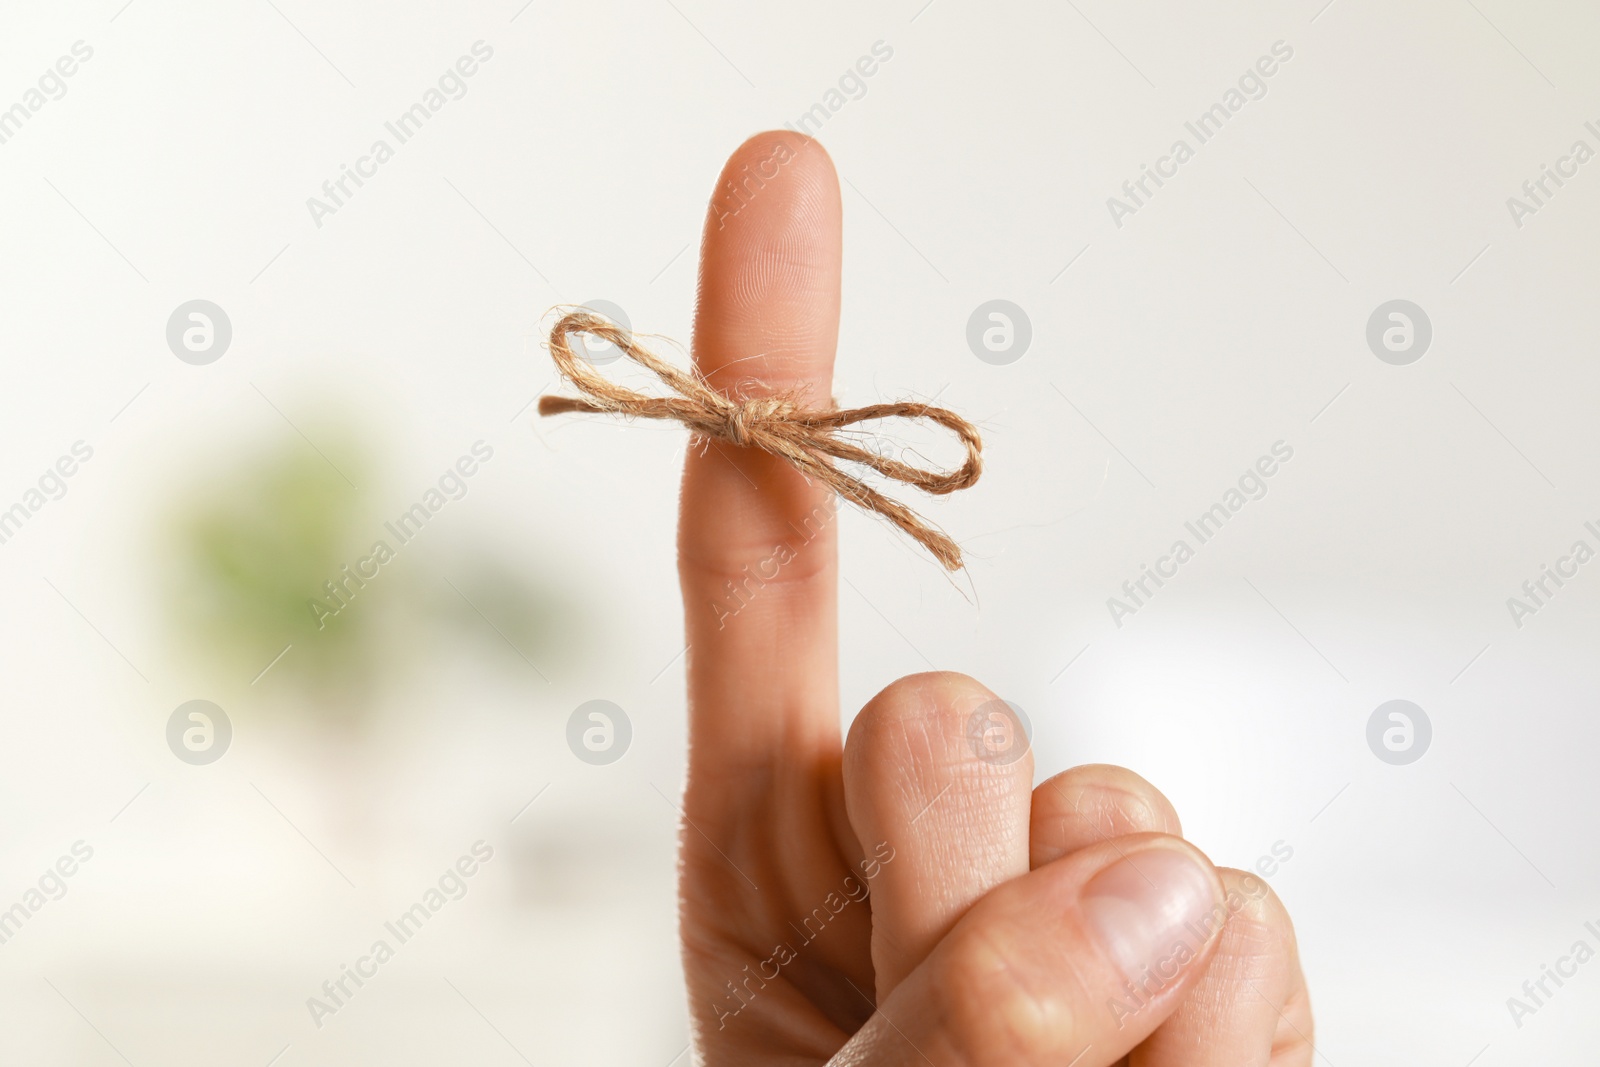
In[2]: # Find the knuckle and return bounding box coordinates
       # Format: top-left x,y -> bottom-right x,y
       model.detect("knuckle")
846,672 -> 1028,784
870,672 -> 991,718
851,672 -> 992,738
846,672 -> 981,752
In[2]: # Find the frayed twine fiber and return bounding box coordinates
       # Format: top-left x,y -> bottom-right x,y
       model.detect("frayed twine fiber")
538,309 -> 983,571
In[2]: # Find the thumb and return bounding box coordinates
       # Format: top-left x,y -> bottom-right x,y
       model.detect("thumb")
830,834 -> 1229,1066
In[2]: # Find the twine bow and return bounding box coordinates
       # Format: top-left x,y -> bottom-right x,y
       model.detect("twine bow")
538,310 -> 983,570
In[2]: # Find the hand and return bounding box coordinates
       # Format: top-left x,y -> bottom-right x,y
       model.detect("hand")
674,131 -> 1314,1066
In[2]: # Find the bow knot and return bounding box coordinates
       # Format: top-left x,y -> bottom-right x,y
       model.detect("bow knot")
538,309 -> 984,571
725,395 -> 792,447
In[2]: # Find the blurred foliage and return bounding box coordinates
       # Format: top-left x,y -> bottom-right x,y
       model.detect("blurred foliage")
162,424 -> 569,722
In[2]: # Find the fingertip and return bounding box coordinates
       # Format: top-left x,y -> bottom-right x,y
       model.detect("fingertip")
841,671 -> 1032,997
1031,764 -> 1183,868
848,671 -> 996,732
693,130 -> 842,394
1213,866 -> 1302,968
844,671 -> 1022,782
1070,831 -> 1226,915
707,130 -> 839,228
1126,867 -> 1310,1064
1053,833 -> 1232,1019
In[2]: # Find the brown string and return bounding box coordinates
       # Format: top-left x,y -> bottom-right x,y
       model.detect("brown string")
538,310 -> 984,571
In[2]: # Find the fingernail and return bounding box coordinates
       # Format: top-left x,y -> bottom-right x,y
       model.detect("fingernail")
1079,847 -> 1221,981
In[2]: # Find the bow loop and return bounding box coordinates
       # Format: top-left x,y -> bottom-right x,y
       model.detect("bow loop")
538,309 -> 983,570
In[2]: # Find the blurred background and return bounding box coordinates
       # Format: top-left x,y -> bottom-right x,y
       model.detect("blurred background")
1,0 -> 1598,1062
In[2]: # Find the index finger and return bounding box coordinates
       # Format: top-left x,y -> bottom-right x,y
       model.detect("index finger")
678,131 -> 843,779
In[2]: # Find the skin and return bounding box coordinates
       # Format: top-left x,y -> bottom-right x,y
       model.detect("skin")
674,130 -> 1315,1065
